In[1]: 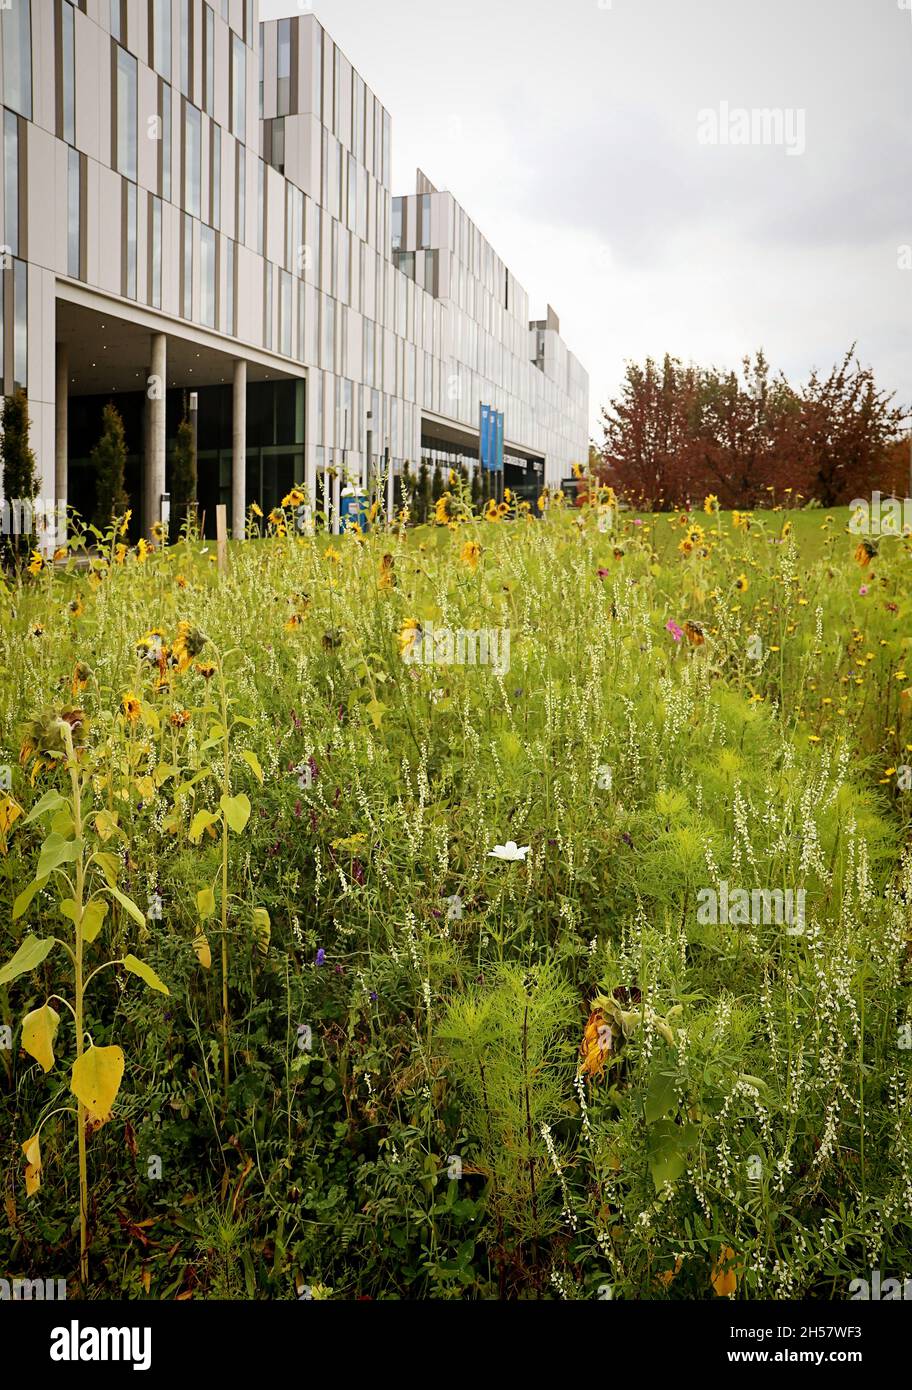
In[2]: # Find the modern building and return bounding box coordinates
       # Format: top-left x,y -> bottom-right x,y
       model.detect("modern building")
0,0 -> 588,539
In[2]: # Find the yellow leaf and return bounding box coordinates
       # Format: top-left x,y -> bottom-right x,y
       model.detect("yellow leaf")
21,1004 -> 60,1073
93,810 -> 120,842
81,898 -> 108,943
711,1245 -> 741,1297
193,932 -> 212,969
252,908 -> 270,956
22,1132 -> 41,1197
70,1044 -> 125,1124
196,886 -> 215,920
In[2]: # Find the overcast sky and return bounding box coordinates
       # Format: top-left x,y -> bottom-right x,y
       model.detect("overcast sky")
261,0 -> 912,440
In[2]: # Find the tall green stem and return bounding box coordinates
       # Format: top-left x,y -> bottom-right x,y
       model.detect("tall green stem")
65,725 -> 89,1285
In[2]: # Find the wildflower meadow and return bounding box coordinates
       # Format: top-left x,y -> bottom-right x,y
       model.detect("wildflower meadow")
1,484 -> 911,1306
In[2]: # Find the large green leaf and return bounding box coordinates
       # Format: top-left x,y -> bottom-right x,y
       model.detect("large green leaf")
36,833 -> 82,880
239,749 -> 264,784
12,876 -> 50,921
122,954 -> 170,995
0,935 -> 55,986
645,1070 -> 679,1125
220,793 -> 251,834
646,1120 -> 700,1192
22,790 -> 67,825
107,886 -> 146,928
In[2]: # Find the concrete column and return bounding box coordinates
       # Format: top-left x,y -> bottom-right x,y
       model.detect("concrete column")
55,343 -> 68,546
232,359 -> 247,538
145,333 -> 167,534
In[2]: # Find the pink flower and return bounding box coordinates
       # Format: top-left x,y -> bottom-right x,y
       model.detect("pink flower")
666,620 -> 684,642
632,518 -> 643,526
597,567 -> 610,580
859,584 -> 868,596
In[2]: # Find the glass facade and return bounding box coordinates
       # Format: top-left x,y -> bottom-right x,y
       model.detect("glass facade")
201,224 -> 216,326
185,103 -> 201,216
3,111 -> 18,257
124,179 -> 137,298
2,0 -> 32,120
153,0 -> 171,79
115,45 -> 137,180
67,147 -> 80,277
151,195 -> 162,308
60,0 -> 75,144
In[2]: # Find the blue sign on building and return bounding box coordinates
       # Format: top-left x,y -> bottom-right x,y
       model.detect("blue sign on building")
479,403 -> 504,471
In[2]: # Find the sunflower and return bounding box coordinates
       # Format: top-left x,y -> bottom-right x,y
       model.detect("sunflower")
378,553 -> 395,590
196,661 -> 217,680
461,539 -> 481,571
176,573 -> 188,589
578,1008 -> 613,1080
397,618 -> 422,658
169,709 -> 191,728
136,538 -> 152,563
537,491 -> 549,512
27,549 -> 44,576
68,596 -> 84,617
434,493 -> 453,526
703,494 -> 719,514
735,572 -> 748,593
118,510 -> 133,536
484,498 -> 501,523
71,661 -> 91,697
171,621 -> 206,673
29,623 -> 45,638
678,538 -> 694,556
121,692 -> 142,724
687,524 -> 705,547
282,487 -> 306,509
250,501 -> 263,518
151,520 -> 166,543
114,543 -> 128,565
20,707 -> 88,782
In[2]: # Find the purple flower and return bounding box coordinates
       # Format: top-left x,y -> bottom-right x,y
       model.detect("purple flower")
370,990 -> 378,1002
315,948 -> 326,967
597,567 -> 610,580
666,620 -> 684,643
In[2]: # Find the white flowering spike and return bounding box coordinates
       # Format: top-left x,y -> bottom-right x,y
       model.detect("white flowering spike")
488,840 -> 529,861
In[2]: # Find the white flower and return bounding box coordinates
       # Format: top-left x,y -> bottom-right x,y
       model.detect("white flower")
488,839 -> 529,861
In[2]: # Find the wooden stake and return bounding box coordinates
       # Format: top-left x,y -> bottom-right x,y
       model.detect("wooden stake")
216,504 -> 228,574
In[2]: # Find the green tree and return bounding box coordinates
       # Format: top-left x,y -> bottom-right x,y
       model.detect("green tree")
92,403 -> 130,529
169,415 -> 197,534
417,459 -> 431,525
1,390 -> 38,559
431,463 -> 444,504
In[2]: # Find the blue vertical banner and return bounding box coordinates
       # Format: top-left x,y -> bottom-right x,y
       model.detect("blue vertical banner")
480,403 -> 491,470
496,411 -> 504,472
